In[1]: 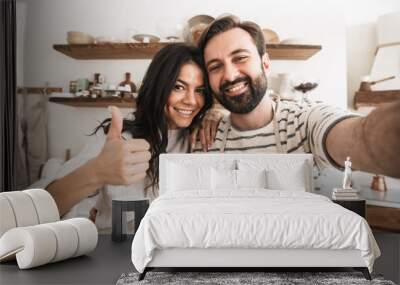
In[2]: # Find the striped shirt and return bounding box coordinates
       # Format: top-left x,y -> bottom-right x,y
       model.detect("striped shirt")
193,97 -> 359,170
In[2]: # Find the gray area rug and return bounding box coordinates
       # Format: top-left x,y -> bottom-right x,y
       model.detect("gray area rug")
116,271 -> 396,285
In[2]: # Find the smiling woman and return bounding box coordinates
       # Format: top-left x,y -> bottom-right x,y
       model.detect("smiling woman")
166,63 -> 206,129
32,43 -> 213,230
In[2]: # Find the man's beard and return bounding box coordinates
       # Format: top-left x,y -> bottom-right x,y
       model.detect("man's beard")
213,71 -> 268,114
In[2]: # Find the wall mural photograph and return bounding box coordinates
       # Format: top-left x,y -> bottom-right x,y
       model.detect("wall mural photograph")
1,0 -> 400,284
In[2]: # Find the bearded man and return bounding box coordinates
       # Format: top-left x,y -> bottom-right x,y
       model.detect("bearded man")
194,15 -> 400,178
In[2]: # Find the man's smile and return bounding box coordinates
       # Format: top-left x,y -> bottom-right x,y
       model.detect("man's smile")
221,77 -> 250,97
224,81 -> 249,96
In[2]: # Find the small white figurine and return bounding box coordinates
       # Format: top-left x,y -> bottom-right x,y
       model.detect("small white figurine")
342,157 -> 352,189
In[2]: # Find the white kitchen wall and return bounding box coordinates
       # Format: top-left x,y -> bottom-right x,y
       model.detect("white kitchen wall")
17,0 -> 400,189
344,0 -> 400,109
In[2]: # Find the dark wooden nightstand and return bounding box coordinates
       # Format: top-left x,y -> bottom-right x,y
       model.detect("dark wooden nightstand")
332,199 -> 366,218
112,198 -> 149,242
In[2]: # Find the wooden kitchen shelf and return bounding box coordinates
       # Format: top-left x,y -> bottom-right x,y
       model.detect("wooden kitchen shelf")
49,97 -> 136,108
53,43 -> 321,60
50,42 -> 321,108
266,43 -> 321,60
354,90 -> 400,109
17,87 -> 63,94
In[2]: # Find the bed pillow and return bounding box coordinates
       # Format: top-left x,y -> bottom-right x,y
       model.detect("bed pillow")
236,169 -> 268,189
212,168 -> 237,190
167,162 -> 212,191
237,159 -> 310,191
211,169 -> 268,190
267,166 -> 306,191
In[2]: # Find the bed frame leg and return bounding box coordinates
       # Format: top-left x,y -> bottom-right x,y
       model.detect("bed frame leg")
354,267 -> 371,280
138,268 -> 148,281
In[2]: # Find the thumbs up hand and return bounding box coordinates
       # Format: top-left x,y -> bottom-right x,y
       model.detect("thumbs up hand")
107,105 -> 124,140
93,106 -> 151,186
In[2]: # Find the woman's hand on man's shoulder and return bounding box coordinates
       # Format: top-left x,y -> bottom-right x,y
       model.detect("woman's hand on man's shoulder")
190,108 -> 224,152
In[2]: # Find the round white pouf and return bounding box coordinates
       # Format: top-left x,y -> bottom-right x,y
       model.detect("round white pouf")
23,189 -> 60,224
0,225 -> 57,269
65,218 -> 98,257
0,218 -> 98,269
1,192 -> 39,227
42,221 -> 79,262
0,195 -> 17,237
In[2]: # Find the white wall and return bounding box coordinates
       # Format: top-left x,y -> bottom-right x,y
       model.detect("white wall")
343,0 -> 400,109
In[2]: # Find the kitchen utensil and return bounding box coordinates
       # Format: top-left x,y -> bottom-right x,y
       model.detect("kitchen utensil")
69,81 -> 77,94
95,36 -> 116,44
125,28 -> 139,43
76,78 -> 89,92
278,73 -> 293,100
359,75 -> 396,91
293,82 -> 318,93
262,28 -> 280,44
67,31 -> 95,44
184,14 -> 215,44
188,14 -> 214,28
119,72 -> 137,93
166,36 -> 180,42
280,38 -> 310,45
371,174 -> 387,192
156,18 -> 185,42
132,34 -> 160,43
291,77 -> 319,104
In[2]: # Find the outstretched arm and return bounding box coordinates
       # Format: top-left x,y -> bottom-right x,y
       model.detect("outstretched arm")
47,107 -> 150,216
326,101 -> 400,177
46,158 -> 104,216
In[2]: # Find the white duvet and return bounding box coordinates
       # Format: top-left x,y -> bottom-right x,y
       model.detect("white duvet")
131,190 -> 380,273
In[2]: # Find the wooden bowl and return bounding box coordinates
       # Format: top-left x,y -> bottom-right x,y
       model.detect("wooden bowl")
67,31 -> 95,44
185,14 -> 215,44
262,28 -> 280,44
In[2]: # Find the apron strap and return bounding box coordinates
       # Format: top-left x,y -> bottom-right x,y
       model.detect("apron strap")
272,95 -> 285,154
220,95 -> 286,154
219,118 -> 231,153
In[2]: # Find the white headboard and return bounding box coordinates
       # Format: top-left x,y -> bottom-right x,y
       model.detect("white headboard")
159,154 -> 314,195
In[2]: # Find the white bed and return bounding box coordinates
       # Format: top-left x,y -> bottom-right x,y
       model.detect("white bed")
131,154 -> 380,280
